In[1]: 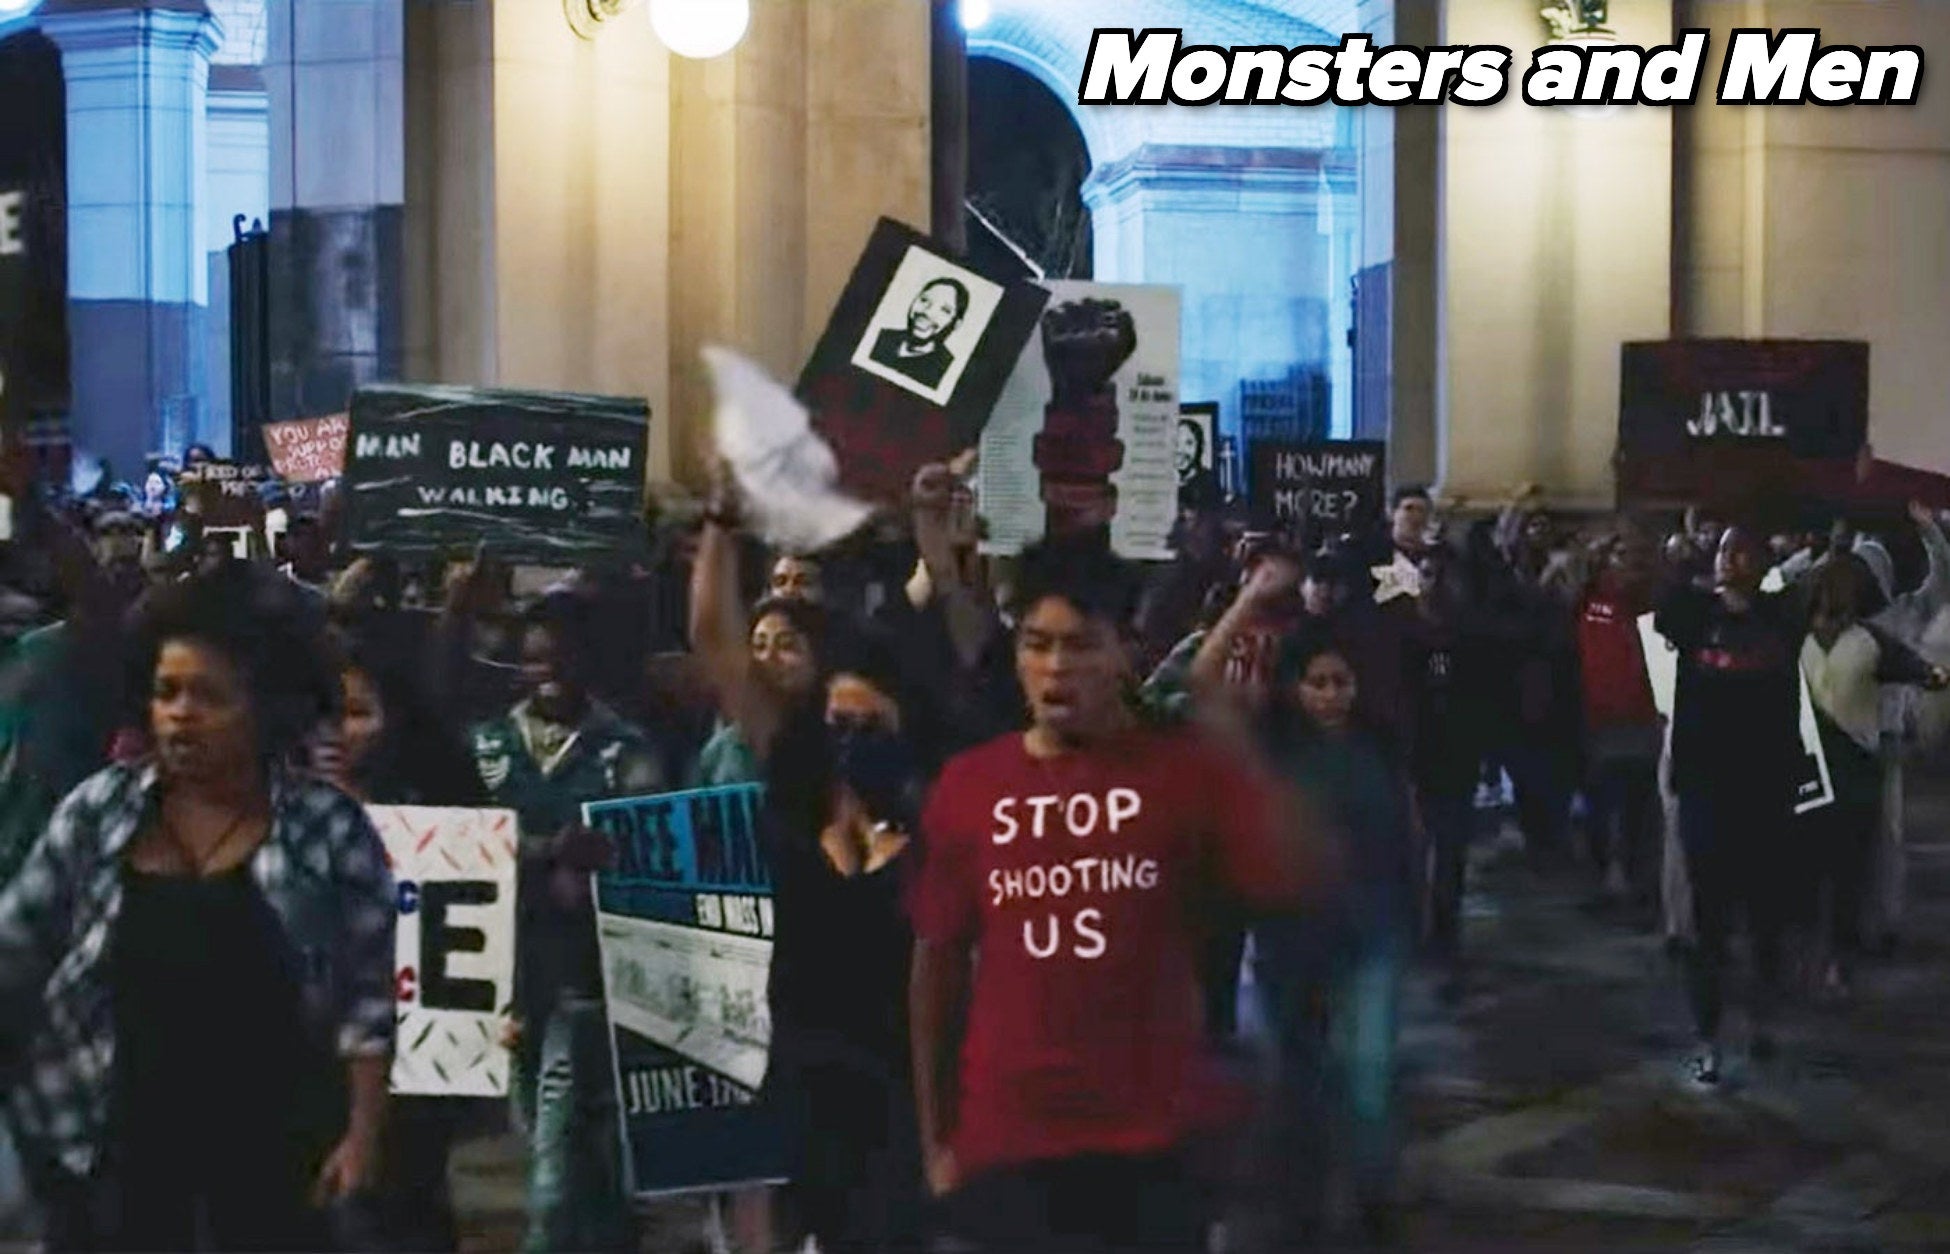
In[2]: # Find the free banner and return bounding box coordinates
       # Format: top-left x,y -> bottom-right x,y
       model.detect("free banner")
1249,438 -> 1387,548
584,785 -> 789,1199
343,383 -> 649,563
1635,613 -> 1834,815
797,218 -> 1049,504
369,805 -> 519,1097
977,282 -> 1181,560
262,413 -> 349,484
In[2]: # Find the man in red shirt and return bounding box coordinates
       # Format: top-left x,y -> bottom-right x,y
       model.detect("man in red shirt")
910,538 -> 1319,1253
1577,530 -> 1663,911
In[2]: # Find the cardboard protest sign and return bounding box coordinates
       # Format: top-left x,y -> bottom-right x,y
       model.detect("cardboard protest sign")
584,785 -> 789,1198
798,218 -> 1049,503
177,461 -> 273,528
1617,340 -> 1869,509
1249,439 -> 1387,548
369,805 -> 519,1097
343,384 -> 649,563
262,413 -> 348,484
976,282 -> 1181,560
0,32 -> 68,415
1635,613 -> 1834,815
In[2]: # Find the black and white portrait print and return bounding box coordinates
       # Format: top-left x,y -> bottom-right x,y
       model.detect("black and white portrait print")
850,246 -> 1004,406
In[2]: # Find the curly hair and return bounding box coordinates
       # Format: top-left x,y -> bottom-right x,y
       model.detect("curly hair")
126,564 -> 340,764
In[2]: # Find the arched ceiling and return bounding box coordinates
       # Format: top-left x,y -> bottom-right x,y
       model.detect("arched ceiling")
969,0 -> 1358,164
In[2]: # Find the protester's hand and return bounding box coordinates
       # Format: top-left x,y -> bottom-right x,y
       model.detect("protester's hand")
499,1017 -> 523,1051
1039,299 -> 1137,409
1910,500 -> 1939,529
704,456 -> 744,530
1236,557 -> 1297,615
308,727 -> 351,791
442,541 -> 504,620
313,1127 -> 379,1205
1926,666 -> 1950,693
923,1142 -> 960,1198
331,557 -> 378,610
547,864 -> 593,912
551,823 -> 613,873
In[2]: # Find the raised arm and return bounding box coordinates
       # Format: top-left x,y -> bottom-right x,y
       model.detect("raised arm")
689,468 -> 785,759
910,463 -> 1000,672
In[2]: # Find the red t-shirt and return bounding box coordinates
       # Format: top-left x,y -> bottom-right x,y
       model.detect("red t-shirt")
1578,586 -> 1658,733
912,727 -> 1295,1178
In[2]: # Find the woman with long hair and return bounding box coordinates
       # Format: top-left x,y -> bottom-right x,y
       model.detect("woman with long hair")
310,631 -> 487,1252
692,471 -> 927,1252
1196,562 -> 1414,1247
0,565 -> 394,1251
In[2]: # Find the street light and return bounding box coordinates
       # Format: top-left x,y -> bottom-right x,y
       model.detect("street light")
648,0 -> 750,60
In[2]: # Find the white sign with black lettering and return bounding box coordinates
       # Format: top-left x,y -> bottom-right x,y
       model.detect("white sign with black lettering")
370,805 -> 520,1097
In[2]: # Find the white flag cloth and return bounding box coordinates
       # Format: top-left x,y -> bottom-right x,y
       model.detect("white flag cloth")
702,346 -> 873,554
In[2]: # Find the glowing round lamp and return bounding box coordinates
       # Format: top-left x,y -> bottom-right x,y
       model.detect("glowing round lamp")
648,0 -> 750,60
959,0 -> 991,31
0,0 -> 41,17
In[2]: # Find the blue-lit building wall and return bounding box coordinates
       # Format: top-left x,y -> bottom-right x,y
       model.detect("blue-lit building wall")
968,0 -> 1381,452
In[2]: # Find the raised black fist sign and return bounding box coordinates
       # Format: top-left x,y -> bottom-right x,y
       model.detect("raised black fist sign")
1039,299 -> 1138,410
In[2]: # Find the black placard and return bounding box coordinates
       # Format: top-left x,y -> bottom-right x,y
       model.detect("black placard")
0,31 -> 68,412
1617,339 -> 1869,507
797,218 -> 1048,504
343,383 -> 648,562
1249,439 -> 1387,545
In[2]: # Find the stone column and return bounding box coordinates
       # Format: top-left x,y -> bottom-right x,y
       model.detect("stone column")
42,0 -> 221,481
404,0 -> 672,479
1434,0 -> 1674,510
1675,0 -> 1950,474
262,0 -> 403,443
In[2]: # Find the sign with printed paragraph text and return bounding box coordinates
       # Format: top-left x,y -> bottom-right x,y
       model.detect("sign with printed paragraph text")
343,383 -> 649,562
370,805 -> 519,1097
584,785 -> 789,1199
1249,438 -> 1386,546
261,413 -> 349,483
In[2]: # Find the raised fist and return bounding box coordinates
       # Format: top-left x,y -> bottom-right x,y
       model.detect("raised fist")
1039,299 -> 1137,410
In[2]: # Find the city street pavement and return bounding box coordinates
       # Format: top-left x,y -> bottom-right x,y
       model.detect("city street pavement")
441,772 -> 1950,1253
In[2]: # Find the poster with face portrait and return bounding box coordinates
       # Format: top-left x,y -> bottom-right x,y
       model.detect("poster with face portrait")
976,282 -> 1182,561
797,219 -> 1048,504
1177,402 -> 1218,500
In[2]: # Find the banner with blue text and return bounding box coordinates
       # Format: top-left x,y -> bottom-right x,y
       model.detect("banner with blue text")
584,785 -> 788,1198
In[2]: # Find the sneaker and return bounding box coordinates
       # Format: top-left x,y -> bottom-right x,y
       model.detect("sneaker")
1688,1045 -> 1722,1087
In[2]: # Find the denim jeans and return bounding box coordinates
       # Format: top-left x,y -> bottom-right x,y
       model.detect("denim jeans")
1253,905 -> 1408,1238
514,997 -> 633,1253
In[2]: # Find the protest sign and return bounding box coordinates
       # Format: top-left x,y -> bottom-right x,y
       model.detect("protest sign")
369,805 -> 519,1097
1249,439 -> 1387,547
262,413 -> 348,484
798,218 -> 1049,503
0,32 -> 67,415
977,282 -> 1180,560
177,460 -> 273,528
1617,339 -> 1869,510
343,383 -> 649,563
1635,613 -> 1834,815
1177,402 -> 1218,504
585,785 -> 789,1198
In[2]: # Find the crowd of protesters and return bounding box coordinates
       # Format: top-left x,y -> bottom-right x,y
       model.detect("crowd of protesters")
0,438 -> 1945,1253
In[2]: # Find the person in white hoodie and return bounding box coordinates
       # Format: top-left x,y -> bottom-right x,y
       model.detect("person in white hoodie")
1800,553 -> 1947,996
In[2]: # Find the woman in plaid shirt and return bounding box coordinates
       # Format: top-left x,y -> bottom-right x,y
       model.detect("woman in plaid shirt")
0,565 -> 395,1251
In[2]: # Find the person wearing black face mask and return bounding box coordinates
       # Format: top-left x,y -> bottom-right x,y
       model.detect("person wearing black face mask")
760,642 -> 928,1254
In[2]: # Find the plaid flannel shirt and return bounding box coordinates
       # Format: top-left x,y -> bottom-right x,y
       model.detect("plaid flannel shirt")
0,762 -> 396,1176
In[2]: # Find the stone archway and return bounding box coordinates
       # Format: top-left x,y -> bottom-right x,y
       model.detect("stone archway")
967,0 -> 1369,439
